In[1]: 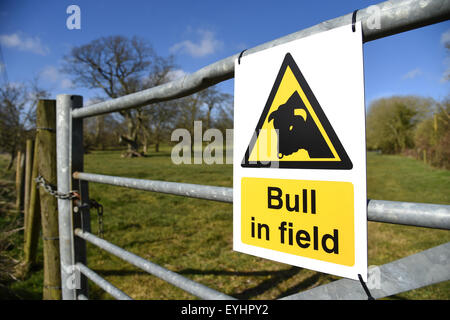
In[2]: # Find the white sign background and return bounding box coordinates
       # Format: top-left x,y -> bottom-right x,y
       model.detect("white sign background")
233,22 -> 367,281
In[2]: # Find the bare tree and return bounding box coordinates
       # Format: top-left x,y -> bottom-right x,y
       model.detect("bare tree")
199,86 -> 231,130
83,113 -> 124,151
172,86 -> 232,145
0,81 -> 48,169
0,84 -> 27,169
140,101 -> 180,153
174,93 -> 206,137
62,35 -> 174,157
138,56 -> 177,153
214,95 -> 234,134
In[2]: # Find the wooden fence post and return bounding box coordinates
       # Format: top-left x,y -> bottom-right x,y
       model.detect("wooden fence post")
36,99 -> 62,300
23,139 -> 41,272
23,139 -> 34,229
15,151 -> 24,212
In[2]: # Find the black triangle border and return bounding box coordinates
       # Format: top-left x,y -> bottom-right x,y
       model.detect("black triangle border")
241,53 -> 353,169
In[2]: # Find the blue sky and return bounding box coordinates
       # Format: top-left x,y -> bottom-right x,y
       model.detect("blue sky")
0,0 -> 449,108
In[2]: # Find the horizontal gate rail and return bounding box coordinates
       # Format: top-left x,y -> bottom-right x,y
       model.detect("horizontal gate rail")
366,200 -> 450,230
73,171 -> 232,203
281,241 -> 450,300
76,263 -> 132,300
74,171 -> 450,230
74,228 -> 236,300
70,0 -> 450,119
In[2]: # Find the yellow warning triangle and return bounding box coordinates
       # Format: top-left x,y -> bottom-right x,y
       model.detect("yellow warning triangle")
242,53 -> 352,169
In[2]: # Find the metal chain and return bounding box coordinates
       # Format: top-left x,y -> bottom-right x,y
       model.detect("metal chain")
35,175 -> 80,200
37,174 -> 105,236
73,198 -> 104,237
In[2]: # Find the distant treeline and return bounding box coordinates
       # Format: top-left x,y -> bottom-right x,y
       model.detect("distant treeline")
82,91 -> 233,155
366,95 -> 450,169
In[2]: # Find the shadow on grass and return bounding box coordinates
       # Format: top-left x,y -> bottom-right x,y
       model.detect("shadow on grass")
93,266 -> 328,299
231,266 -> 301,299
178,267 -> 300,277
275,273 -> 321,299
177,267 -> 328,299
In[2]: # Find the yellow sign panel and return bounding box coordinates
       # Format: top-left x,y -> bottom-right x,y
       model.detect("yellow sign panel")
241,177 -> 355,266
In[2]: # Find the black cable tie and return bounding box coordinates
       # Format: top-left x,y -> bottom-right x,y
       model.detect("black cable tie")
352,9 -> 359,32
238,49 -> 247,65
44,284 -> 62,290
36,127 -> 56,132
43,236 -> 59,241
358,274 -> 375,300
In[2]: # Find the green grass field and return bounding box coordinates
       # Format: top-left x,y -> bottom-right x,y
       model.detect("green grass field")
1,149 -> 449,300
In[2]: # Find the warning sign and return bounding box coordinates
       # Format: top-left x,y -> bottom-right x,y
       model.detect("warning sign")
233,22 -> 368,281
242,53 -> 352,169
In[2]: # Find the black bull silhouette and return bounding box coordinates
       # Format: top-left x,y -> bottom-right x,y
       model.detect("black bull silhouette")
268,91 -> 333,159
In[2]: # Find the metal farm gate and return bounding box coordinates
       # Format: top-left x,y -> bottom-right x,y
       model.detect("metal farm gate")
53,0 -> 450,300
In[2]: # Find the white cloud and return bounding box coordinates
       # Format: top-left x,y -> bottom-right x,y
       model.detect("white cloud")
0,32 -> 49,55
41,66 -> 59,82
60,78 -> 73,89
141,69 -> 187,88
441,29 -> 450,46
402,68 -> 422,80
41,66 -> 73,89
170,29 -> 223,58
84,97 -> 105,106
166,69 -> 187,81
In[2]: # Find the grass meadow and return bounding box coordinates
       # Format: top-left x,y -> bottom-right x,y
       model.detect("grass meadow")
0,148 -> 449,299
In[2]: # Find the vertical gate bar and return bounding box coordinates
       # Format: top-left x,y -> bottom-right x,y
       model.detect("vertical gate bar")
56,94 -> 77,300
71,95 -> 90,299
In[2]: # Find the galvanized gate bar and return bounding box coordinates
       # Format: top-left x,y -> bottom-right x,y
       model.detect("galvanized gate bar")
56,95 -> 79,300
73,171 -> 233,203
74,228 -> 236,300
367,199 -> 450,230
73,171 -> 450,230
280,241 -> 450,300
76,263 -> 133,300
71,0 -> 450,119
